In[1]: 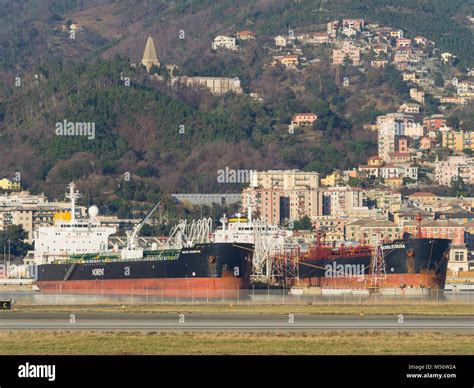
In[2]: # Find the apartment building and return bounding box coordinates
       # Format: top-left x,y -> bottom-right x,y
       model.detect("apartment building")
442,130 -> 474,152
435,156 -> 474,186
321,187 -> 363,216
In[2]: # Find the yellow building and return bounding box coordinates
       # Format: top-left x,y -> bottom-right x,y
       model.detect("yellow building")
385,177 -> 403,188
442,131 -> 474,152
0,178 -> 20,190
321,171 -> 342,187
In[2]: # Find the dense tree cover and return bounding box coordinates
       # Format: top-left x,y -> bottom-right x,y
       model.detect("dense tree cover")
1,53 -> 381,196
0,225 -> 32,258
292,215 -> 313,231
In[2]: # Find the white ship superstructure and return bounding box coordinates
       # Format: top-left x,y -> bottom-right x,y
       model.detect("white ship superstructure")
213,214 -> 291,245
33,183 -> 116,264
213,209 -> 293,280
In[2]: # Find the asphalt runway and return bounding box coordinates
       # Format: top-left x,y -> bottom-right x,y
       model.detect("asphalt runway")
0,312 -> 472,332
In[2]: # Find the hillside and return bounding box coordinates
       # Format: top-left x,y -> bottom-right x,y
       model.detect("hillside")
0,0 -> 473,213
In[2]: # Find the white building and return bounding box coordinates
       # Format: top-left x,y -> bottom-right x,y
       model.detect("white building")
274,35 -> 288,47
321,187 -> 363,216
212,36 -> 237,50
435,156 -> 474,186
377,113 -> 422,160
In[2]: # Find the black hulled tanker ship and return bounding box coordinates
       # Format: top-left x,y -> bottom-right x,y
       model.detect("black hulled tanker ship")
31,184 -> 452,295
36,243 -> 254,297
296,237 -> 451,290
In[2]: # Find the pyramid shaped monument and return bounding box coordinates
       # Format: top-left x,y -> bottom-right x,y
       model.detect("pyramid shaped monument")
141,35 -> 160,72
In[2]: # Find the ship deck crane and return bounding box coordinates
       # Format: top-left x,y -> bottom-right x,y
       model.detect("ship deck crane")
126,201 -> 161,250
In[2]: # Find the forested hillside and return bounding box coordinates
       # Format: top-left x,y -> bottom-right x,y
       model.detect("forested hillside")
0,0 -> 473,214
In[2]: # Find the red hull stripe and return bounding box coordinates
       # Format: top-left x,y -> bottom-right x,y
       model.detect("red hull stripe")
297,273 -> 446,289
35,277 -> 248,297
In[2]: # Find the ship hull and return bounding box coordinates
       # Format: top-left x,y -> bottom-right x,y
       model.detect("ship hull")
296,238 -> 451,290
35,277 -> 247,298
35,243 -> 253,297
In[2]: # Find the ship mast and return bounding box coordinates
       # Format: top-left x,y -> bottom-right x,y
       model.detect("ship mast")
65,182 -> 81,224
370,231 -> 386,288
416,213 -> 423,238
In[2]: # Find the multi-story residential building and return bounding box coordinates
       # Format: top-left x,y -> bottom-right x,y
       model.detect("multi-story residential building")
436,207 -> 474,224
312,32 -> 330,44
398,103 -> 420,113
392,205 -> 433,225
379,164 -> 418,181
332,41 -> 361,65
358,165 -> 380,178
390,29 -> 404,39
243,170 -> 323,223
242,187 -> 322,224
396,37 -> 412,48
380,164 -> 399,179
377,113 -> 422,160
358,157 -> 381,178
362,189 -> 402,213
442,130 -> 474,152
410,88 -> 425,104
342,18 -> 365,31
457,80 -> 474,96
0,178 -> 20,191
408,192 -> 439,212
346,219 -> 403,245
321,187 -> 363,216
399,164 -> 419,180
173,76 -> 243,95
439,96 -> 467,105
249,170 -> 319,190
435,156 -> 474,186
393,51 -> 410,63
388,150 -> 412,163
0,191 -> 84,243
384,177 -> 404,188
212,36 -> 237,50
312,215 -> 347,242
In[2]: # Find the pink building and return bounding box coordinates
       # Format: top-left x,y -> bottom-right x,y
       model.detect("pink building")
404,220 -> 464,245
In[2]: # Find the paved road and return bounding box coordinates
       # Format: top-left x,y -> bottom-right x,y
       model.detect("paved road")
0,312 -> 472,332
